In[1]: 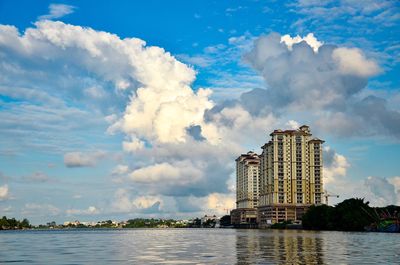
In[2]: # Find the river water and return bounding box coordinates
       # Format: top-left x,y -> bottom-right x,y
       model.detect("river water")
0,229 -> 399,264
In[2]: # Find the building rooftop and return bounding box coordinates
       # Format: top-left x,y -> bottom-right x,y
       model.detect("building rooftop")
269,125 -> 313,136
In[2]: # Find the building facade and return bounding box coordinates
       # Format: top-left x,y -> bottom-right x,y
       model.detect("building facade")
258,125 -> 324,227
231,151 -> 260,227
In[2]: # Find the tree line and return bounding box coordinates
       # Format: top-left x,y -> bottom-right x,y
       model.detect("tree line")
0,216 -> 31,230
302,198 -> 400,231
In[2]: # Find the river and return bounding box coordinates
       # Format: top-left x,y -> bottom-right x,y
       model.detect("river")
0,229 -> 399,264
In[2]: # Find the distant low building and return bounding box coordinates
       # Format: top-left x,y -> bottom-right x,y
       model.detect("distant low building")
201,215 -> 218,223
63,220 -> 80,226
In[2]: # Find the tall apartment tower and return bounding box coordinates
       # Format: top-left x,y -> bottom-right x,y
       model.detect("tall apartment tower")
258,125 -> 324,226
231,151 -> 260,227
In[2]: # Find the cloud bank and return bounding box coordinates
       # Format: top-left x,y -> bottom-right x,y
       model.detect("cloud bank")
1,20 -> 397,218
243,32 -> 400,139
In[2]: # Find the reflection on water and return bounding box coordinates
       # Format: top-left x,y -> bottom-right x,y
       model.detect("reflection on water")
236,230 -> 324,264
235,229 -> 400,264
0,229 -> 399,264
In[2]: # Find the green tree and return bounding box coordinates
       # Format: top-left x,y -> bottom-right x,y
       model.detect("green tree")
20,218 -> 31,228
8,218 -> 17,228
302,204 -> 334,230
0,216 -> 10,229
333,198 -> 374,231
220,215 -> 231,227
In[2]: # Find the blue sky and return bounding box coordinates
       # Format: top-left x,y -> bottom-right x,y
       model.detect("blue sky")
0,0 -> 399,224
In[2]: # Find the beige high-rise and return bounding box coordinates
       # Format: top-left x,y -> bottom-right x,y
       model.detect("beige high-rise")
231,151 -> 260,227
236,151 -> 260,209
258,125 -> 324,226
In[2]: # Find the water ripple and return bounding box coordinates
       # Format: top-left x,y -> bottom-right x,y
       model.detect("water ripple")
0,229 -> 399,264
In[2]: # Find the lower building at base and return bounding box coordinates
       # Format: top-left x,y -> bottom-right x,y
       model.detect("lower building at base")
257,204 -> 310,228
230,208 -> 258,228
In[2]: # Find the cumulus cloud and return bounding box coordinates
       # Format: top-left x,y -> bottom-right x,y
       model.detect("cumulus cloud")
112,165 -> 130,175
122,138 -> 145,153
364,176 -> 400,206
111,84 -> 213,144
245,32 -> 379,110
0,21 -> 245,205
22,203 -> 60,216
110,188 -> 234,216
64,151 -> 106,168
66,206 -> 100,215
244,32 -> 400,139
323,146 -> 350,184
39,4 -> 76,20
0,185 -> 9,200
204,193 -> 235,215
332,47 -> 381,77
129,160 -> 203,184
111,189 -> 163,214
281,33 -> 323,52
125,146 -> 236,197
133,196 -> 162,210
389,176 -> 400,192
286,120 -> 301,129
2,20 -> 395,219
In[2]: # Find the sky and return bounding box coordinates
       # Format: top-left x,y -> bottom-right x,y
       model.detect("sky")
0,0 -> 399,224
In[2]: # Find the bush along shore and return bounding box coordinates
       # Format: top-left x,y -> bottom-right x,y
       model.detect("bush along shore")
0,216 -> 31,230
0,217 -> 229,230
300,198 -> 400,232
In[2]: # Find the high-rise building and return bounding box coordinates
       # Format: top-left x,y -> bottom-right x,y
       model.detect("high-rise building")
257,125 -> 324,226
231,151 -> 260,227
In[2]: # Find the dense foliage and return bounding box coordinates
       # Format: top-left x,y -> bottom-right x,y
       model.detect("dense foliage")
124,218 -> 188,228
219,215 -> 231,227
0,216 -> 31,230
302,198 -> 399,231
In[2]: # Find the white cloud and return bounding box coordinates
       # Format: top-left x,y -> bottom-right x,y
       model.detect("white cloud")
129,160 -> 202,184
332,47 -> 381,77
39,4 -> 76,20
323,146 -> 350,184
112,84 -> 214,144
286,120 -> 301,129
112,164 -> 130,175
64,151 -> 106,168
111,189 -> 163,213
84,86 -> 106,99
111,189 -> 134,212
22,203 -> 60,216
364,176 -> 400,206
388,176 -> 400,192
2,20 -> 395,219
66,206 -> 99,215
204,193 -> 235,215
245,32 -> 400,139
0,185 -> 9,200
176,54 -> 215,67
0,21 -> 243,202
122,138 -> 145,153
281,33 -> 323,52
133,196 -> 162,209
